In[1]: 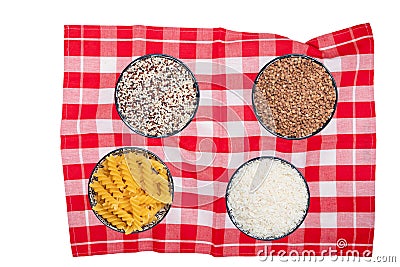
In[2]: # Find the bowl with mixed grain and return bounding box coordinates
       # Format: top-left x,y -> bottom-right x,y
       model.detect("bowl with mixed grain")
252,54 -> 338,140
115,54 -> 200,138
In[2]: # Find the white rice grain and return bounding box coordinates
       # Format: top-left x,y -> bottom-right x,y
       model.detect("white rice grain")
227,157 -> 309,239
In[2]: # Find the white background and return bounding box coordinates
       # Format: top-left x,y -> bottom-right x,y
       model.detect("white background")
0,0 -> 399,266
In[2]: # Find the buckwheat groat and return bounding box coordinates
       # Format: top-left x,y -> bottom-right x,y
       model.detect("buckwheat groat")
253,55 -> 337,139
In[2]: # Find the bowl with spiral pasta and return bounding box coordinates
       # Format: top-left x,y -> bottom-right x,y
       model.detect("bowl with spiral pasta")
88,147 -> 174,234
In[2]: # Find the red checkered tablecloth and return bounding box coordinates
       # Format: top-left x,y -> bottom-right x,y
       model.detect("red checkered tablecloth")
62,23 -> 375,257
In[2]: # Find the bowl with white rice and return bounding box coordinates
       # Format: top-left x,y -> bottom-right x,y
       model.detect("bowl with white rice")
225,156 -> 310,241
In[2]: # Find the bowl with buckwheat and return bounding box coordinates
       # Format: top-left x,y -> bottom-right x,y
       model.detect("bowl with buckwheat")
252,54 -> 338,140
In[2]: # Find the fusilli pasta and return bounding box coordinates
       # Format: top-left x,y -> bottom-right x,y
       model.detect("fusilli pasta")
89,150 -> 172,234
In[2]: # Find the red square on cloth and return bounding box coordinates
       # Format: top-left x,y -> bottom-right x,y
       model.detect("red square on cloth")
62,23 -> 375,257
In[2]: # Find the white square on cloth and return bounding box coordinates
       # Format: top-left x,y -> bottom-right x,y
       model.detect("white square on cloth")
320,212 -> 337,228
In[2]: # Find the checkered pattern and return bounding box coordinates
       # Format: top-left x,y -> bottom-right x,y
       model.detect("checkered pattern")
62,23 -> 375,257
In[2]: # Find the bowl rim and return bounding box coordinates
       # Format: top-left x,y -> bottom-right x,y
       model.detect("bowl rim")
114,53 -> 200,138
252,53 -> 338,140
225,155 -> 310,241
88,146 -> 174,234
